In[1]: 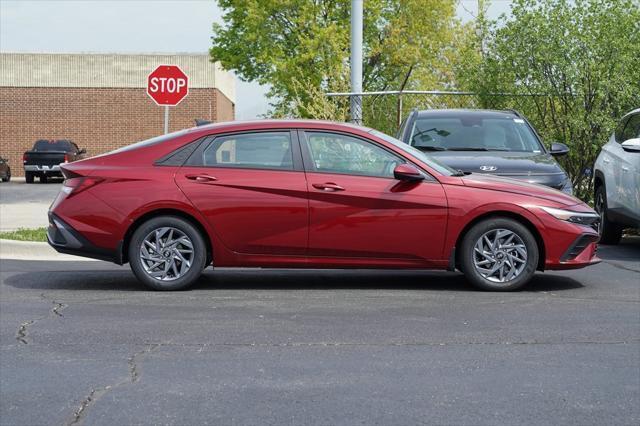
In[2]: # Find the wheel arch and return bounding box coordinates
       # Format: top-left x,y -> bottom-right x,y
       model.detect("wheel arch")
454,210 -> 546,271
120,208 -> 213,265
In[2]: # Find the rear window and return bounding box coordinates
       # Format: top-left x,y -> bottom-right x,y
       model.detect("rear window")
33,140 -> 72,151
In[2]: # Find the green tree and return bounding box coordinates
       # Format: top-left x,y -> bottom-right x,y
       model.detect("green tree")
210,0 -> 460,125
472,0 -> 640,201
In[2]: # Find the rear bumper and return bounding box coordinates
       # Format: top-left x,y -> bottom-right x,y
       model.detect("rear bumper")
25,165 -> 62,173
47,212 -> 121,263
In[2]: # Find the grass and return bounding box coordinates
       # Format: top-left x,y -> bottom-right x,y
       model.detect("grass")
0,227 -> 48,242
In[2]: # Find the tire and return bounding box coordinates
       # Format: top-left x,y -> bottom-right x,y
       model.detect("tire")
128,216 -> 207,290
1,175 -> 8,182
460,217 -> 539,291
40,175 -> 48,183
594,185 -> 622,245
25,172 -> 34,183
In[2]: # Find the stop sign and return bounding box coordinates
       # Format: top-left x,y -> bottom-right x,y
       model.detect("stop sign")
147,65 -> 189,106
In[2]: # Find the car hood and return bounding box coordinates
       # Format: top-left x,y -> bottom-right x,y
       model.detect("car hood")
429,151 -> 564,175
460,173 -> 581,206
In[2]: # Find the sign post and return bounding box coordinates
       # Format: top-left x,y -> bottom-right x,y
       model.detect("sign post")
146,65 -> 189,134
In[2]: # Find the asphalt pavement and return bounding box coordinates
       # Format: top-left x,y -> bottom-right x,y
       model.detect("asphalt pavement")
1,239 -> 638,425
0,178 -> 62,231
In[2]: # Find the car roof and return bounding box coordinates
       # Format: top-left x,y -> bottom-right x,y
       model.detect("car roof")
185,119 -> 367,136
412,109 -> 519,119
622,108 -> 640,118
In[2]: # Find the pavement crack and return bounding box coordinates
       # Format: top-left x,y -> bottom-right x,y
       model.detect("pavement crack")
67,343 -> 163,425
14,294 -> 67,344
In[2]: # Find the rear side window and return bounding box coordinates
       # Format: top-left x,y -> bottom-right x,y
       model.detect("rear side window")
620,114 -> 640,141
33,140 -> 72,151
190,132 -> 294,170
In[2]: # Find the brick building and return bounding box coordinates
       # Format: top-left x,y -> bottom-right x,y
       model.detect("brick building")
0,53 -> 235,176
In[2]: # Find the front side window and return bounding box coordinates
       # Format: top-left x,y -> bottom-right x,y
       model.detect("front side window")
201,132 -> 293,170
304,132 -> 402,178
409,115 -> 544,153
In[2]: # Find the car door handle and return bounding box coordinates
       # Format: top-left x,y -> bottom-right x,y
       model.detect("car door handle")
621,166 -> 630,172
312,182 -> 344,192
603,158 -> 610,164
185,174 -> 217,183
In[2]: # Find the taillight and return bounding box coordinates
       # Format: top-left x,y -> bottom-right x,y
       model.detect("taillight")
22,153 -> 27,164
61,177 -> 104,196
63,154 -> 69,163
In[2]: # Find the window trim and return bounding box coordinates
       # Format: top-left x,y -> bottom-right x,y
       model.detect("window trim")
298,129 -> 435,181
182,129 -> 304,172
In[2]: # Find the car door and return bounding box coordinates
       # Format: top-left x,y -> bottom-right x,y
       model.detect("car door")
618,113 -> 640,217
609,113 -> 640,212
176,130 -> 309,256
300,130 -> 448,264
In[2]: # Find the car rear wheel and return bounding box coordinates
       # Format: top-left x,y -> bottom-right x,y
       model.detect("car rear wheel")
25,172 -> 34,183
460,218 -> 539,291
1,174 -> 9,182
594,185 -> 622,245
129,216 -> 207,291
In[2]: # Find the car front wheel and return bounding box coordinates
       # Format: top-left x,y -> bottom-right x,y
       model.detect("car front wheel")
129,216 -> 208,291
594,185 -> 622,245
460,217 -> 539,291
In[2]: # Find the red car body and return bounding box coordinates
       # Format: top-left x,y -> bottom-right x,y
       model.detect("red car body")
48,120 -> 599,289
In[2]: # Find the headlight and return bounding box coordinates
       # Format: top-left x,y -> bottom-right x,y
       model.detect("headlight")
560,179 -> 573,195
540,206 -> 599,225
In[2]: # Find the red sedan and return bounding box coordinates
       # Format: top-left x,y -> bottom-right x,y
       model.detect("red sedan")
47,120 -> 600,291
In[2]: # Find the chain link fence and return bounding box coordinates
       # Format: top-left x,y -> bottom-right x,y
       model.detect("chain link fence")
326,91 -> 552,136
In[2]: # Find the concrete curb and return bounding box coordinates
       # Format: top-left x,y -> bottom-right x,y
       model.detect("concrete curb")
0,239 -> 99,261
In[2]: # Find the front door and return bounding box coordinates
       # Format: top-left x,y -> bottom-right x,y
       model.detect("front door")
300,130 -> 448,264
177,130 -> 309,256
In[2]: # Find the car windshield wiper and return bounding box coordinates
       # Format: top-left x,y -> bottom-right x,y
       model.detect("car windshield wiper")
446,147 -> 510,151
414,145 -> 446,151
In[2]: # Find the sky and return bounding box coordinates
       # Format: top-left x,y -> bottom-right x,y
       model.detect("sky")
0,0 -> 512,119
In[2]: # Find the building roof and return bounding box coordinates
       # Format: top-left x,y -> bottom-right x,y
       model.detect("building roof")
0,52 -> 235,102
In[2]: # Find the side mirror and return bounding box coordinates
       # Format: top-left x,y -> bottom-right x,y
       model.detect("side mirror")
621,138 -> 640,152
393,164 -> 424,182
78,148 -> 87,155
550,142 -> 570,156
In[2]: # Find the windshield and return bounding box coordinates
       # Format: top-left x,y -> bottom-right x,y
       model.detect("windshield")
409,115 -> 544,152
368,129 -> 457,176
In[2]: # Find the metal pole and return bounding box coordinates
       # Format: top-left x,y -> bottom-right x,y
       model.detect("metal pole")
164,106 -> 169,134
350,0 -> 363,125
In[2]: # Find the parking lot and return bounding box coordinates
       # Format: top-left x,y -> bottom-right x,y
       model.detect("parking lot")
1,178 -> 638,425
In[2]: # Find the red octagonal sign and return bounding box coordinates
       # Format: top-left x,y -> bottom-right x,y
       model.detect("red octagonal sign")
147,65 -> 189,106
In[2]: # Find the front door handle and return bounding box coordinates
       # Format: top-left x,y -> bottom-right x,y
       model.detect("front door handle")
621,166 -> 630,172
312,182 -> 344,192
185,174 -> 217,183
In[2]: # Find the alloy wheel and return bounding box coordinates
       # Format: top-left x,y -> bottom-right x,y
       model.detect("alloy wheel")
139,227 -> 194,281
473,229 -> 528,283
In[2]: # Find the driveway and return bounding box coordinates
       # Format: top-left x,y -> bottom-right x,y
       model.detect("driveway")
1,239 -> 638,425
0,178 -> 62,231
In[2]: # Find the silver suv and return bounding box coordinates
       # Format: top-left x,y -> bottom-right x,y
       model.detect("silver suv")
593,108 -> 640,244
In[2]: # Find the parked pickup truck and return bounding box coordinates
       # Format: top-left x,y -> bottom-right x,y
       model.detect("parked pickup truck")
23,139 -> 86,183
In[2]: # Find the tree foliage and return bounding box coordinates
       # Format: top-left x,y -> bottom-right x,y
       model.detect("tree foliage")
471,0 -> 640,200
210,0 -> 460,117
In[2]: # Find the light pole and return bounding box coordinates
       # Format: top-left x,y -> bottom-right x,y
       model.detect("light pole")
350,0 -> 363,124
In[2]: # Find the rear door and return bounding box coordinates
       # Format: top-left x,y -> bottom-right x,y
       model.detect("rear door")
300,130 -> 448,264
176,130 -> 309,256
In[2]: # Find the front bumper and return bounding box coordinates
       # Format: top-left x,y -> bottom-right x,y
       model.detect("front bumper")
47,212 -> 120,263
546,233 -> 601,270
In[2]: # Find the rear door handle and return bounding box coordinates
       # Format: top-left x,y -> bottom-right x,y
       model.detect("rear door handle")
185,174 -> 217,183
312,182 -> 344,192
621,166 -> 630,172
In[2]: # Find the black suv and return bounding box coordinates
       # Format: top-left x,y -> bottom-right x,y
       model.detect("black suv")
397,109 -> 573,193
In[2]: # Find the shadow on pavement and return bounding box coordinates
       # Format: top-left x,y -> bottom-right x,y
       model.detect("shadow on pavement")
597,236 -> 640,262
5,268 -> 584,293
